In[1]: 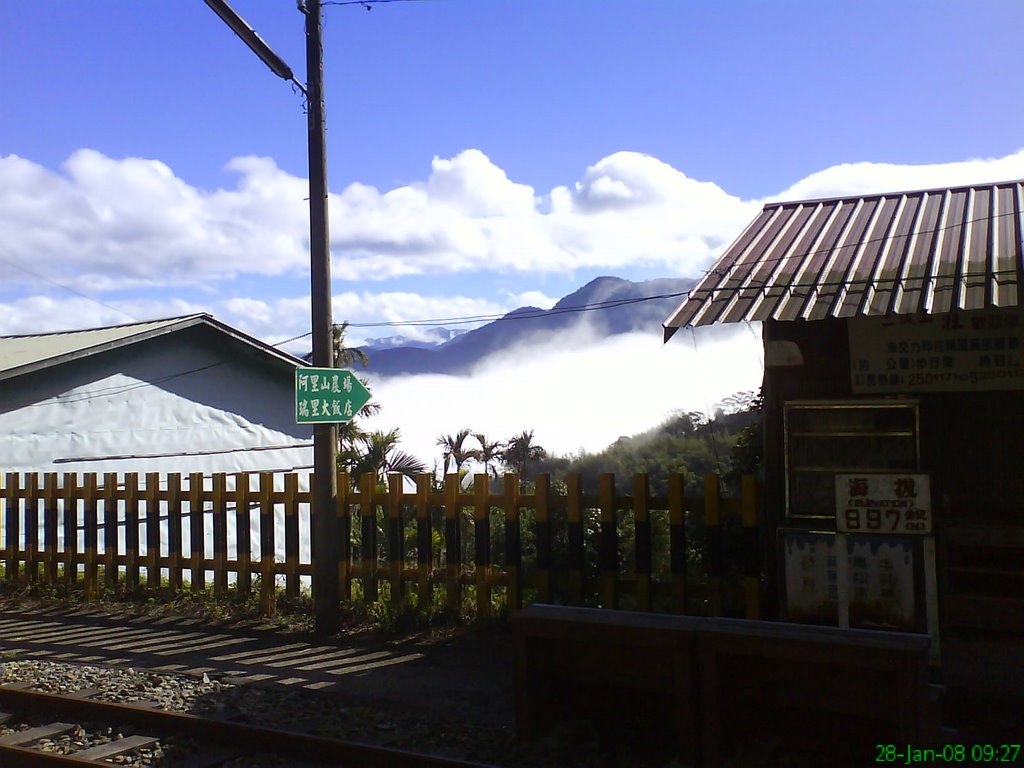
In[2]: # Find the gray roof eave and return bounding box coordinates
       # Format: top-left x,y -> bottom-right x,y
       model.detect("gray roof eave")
0,314 -> 309,382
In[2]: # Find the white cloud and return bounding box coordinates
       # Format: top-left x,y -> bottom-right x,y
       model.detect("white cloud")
769,149 -> 1024,202
5,147 -> 1023,300
0,150 -> 310,292
502,290 -> 558,310
0,296 -> 206,337
220,291 -> 513,349
0,148 -> 755,292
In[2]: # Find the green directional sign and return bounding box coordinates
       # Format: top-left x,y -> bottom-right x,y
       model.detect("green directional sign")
295,367 -> 371,424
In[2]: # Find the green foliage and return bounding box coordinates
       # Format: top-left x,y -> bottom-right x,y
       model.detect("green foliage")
722,388 -> 764,493
347,428 -> 427,486
543,397 -> 761,496
501,430 -> 547,476
435,428 -> 481,475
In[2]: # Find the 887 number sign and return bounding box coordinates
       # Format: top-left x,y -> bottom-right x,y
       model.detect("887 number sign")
835,474 -> 932,535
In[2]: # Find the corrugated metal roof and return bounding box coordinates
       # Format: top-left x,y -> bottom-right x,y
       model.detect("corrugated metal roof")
663,179 -> 1024,337
0,314 -> 306,381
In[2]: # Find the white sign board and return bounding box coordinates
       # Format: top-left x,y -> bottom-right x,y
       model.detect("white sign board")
848,309 -> 1024,393
781,530 -> 917,631
835,474 -> 931,534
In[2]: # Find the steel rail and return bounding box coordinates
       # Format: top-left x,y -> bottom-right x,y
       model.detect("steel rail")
0,684 -> 497,768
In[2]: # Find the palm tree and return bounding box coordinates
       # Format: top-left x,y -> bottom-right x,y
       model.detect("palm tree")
501,430 -> 547,476
332,321 -> 369,369
351,428 -> 427,486
474,433 -> 506,479
435,428 -> 480,475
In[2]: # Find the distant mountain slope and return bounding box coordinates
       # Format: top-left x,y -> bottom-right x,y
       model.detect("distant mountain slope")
360,275 -> 696,377
363,328 -> 465,350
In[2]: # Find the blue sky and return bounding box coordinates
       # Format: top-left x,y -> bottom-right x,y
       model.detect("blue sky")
2,0 -> 1024,457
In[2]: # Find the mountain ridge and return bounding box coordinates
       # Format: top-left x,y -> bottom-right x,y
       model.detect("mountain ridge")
357,275 -> 697,377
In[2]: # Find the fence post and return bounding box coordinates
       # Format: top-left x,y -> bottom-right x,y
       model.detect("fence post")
259,472 -> 276,616
532,474 -> 551,604
634,474 -> 652,612
283,473 -> 299,601
188,472 -> 205,592
124,473 -> 139,591
43,473 -> 59,584
83,473 -> 98,598
63,474 -> 77,588
102,472 -> 117,589
669,473 -> 687,614
598,474 -> 618,609
704,473 -> 722,616
337,472 -> 352,603
4,473 -> 20,582
473,474 -> 491,618
167,473 -> 183,591
566,473 -> 584,606
504,472 -> 522,611
235,472 -> 252,596
360,472 -> 378,604
213,473 -> 229,597
145,473 -> 160,589
415,474 -> 431,607
741,474 -> 760,620
387,473 -> 404,603
444,473 -> 462,611
25,473 -> 39,583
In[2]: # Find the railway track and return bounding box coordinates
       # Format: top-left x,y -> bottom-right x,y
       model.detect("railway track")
0,683 -> 497,768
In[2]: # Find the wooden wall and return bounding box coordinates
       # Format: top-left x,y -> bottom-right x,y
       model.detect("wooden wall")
761,317 -> 1024,634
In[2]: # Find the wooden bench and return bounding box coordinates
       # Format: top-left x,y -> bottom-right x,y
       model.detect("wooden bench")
511,605 -> 939,767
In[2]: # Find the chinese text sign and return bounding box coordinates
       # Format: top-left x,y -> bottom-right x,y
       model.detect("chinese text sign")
295,368 -> 371,424
848,309 -> 1023,392
835,474 -> 931,534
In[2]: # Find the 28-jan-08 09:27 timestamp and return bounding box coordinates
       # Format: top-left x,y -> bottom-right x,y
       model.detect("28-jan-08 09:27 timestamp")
875,743 -> 1021,765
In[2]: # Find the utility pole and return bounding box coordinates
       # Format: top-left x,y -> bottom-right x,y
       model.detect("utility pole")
204,0 -> 339,634
305,0 -> 340,636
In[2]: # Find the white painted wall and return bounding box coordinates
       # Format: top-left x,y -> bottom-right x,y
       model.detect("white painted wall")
0,330 -> 313,475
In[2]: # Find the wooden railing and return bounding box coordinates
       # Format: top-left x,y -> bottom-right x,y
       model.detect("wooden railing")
0,471 -> 760,617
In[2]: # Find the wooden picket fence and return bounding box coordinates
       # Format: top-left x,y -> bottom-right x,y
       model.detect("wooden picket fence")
0,471 -> 760,618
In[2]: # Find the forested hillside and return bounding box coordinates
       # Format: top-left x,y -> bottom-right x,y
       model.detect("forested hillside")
537,389 -> 763,495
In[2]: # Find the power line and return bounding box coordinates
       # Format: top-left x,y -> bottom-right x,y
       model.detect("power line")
268,288 -> 698,345
323,0 -> 431,7
6,181 -> 1013,337
705,204 -> 1021,283
0,256 -> 139,323
0,288 -> 693,411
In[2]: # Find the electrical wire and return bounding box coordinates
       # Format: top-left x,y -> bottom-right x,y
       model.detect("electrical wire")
5,189 -> 1017,410
703,203 -> 1021,283
323,0 -> 431,6
0,256 -> 140,323
0,286 -> 697,411
5,186 -> 1014,339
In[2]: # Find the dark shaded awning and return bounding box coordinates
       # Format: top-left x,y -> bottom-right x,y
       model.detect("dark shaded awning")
664,179 -> 1024,340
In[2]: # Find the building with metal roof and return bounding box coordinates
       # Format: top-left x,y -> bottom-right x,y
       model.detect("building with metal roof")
662,179 -> 1024,693
0,314 -> 303,382
0,314 -> 314,475
663,179 -> 1023,334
